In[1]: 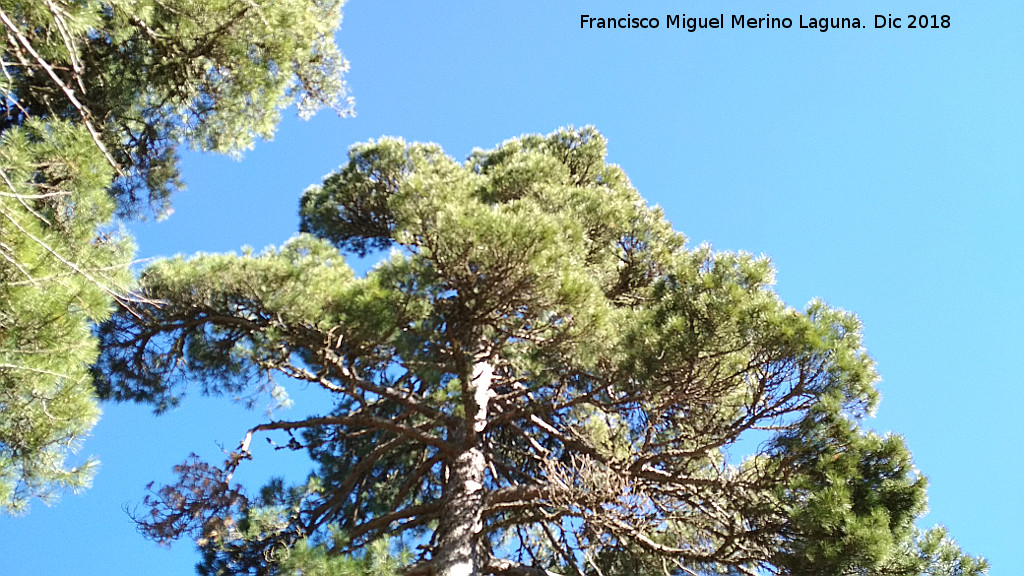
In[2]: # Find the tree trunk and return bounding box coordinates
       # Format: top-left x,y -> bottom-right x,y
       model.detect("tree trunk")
434,447 -> 487,576
433,358 -> 493,576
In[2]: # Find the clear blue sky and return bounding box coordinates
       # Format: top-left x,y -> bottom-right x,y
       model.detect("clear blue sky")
3,0 -> 1021,573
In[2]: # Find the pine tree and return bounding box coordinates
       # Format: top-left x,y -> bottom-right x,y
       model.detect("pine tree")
95,128 -> 986,576
0,0 -> 351,513
0,118 -> 130,511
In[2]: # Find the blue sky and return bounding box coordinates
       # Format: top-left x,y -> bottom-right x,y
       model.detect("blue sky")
2,1 -> 1021,573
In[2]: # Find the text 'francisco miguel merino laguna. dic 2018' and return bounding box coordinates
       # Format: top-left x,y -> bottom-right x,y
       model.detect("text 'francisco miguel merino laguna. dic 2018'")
579,14 -> 952,32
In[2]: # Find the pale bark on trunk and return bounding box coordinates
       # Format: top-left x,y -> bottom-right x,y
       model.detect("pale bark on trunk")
434,447 -> 486,576
433,357 -> 494,576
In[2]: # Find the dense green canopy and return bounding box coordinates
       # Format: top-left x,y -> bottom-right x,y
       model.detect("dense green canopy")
96,128 -> 985,576
0,0 -> 351,513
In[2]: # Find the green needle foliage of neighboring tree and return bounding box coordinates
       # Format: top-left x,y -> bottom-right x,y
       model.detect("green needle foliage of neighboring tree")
95,128 -> 986,576
0,0 -> 352,513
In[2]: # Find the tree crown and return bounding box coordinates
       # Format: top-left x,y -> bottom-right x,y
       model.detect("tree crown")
96,127 -> 985,576
0,0 -> 351,512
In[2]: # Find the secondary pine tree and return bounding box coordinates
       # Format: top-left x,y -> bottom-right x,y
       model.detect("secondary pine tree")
96,128 -> 986,576
0,0 -> 351,512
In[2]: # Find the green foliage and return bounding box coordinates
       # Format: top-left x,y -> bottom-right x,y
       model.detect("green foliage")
1,0 -> 353,213
96,128 -> 986,575
766,412 -> 926,575
95,236 -> 360,413
0,118 -> 132,512
881,526 -> 989,576
0,0 -> 351,513
276,538 -> 409,576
